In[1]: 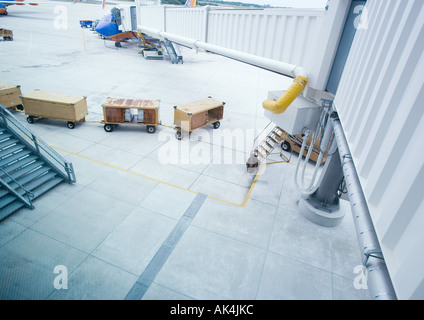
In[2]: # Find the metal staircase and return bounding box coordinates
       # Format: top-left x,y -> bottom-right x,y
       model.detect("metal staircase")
246,126 -> 288,172
162,41 -> 183,64
0,105 -> 76,221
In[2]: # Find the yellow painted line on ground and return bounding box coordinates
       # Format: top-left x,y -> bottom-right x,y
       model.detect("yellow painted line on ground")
51,145 -> 198,194
50,145 -> 293,208
241,160 -> 291,208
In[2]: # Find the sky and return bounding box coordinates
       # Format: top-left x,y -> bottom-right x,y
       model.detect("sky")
220,0 -> 329,8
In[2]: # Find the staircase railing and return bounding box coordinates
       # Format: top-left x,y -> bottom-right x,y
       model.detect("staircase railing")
0,168 -> 35,209
0,104 -> 76,183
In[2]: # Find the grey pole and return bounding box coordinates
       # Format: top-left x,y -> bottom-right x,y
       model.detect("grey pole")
331,112 -> 397,300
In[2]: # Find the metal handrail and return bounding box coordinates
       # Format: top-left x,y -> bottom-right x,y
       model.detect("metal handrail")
0,105 -> 76,183
0,166 -> 34,208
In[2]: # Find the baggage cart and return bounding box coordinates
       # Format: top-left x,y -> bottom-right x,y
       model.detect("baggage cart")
79,20 -> 93,28
21,90 -> 88,129
280,129 -> 327,165
101,98 -> 160,133
0,81 -> 23,110
0,28 -> 13,41
173,97 -> 224,140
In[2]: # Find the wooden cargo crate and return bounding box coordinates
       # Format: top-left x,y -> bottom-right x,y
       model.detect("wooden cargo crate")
102,97 -> 160,133
173,97 -> 224,139
21,90 -> 88,129
280,129 -> 327,165
0,81 -> 23,110
0,28 -> 13,41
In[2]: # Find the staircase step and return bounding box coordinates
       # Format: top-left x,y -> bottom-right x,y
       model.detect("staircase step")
0,144 -> 25,158
267,136 -> 277,144
21,171 -> 58,193
0,132 -> 13,142
31,177 -> 64,199
0,138 -> 19,150
0,149 -> 32,167
0,188 -> 9,198
0,201 -> 25,221
2,161 -> 44,183
10,166 -> 51,190
0,194 -> 17,209
264,141 -> 274,149
2,155 -> 38,175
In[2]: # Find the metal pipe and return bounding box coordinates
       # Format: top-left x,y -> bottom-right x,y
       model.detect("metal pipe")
139,26 -> 305,77
331,112 -> 397,300
138,25 -> 308,114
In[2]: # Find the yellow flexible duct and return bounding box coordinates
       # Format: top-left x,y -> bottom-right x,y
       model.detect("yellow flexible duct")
263,75 -> 308,114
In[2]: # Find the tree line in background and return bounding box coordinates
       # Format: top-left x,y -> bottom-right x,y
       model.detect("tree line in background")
161,0 -> 275,8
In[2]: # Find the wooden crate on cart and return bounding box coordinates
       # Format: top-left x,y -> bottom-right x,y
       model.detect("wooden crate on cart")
0,28 -> 13,41
0,81 -> 23,110
173,97 -> 224,140
21,90 -> 88,129
102,98 -> 160,133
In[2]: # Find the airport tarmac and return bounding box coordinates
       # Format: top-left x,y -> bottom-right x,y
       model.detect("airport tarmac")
0,2 -> 370,300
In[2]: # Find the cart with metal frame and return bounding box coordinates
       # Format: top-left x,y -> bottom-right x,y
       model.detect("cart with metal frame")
101,97 -> 160,134
0,81 -> 23,110
0,28 -> 13,41
21,90 -> 88,129
173,97 -> 224,140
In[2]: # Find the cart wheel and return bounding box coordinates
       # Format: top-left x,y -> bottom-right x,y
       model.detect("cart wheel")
175,131 -> 182,140
115,42 -> 122,47
67,122 -> 75,129
281,141 -> 291,152
16,104 -> 24,111
104,124 -> 114,132
27,116 -> 34,124
213,121 -> 220,129
146,126 -> 156,134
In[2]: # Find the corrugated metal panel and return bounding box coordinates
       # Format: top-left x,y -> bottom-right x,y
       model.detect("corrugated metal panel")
136,4 -> 351,90
334,0 -> 424,300
206,9 -> 323,66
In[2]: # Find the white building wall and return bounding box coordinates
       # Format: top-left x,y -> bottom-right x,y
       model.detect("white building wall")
136,1 -> 351,90
334,0 -> 424,300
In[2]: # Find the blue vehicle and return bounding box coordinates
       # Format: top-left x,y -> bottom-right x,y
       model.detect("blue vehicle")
95,12 -> 120,38
0,0 -> 40,15
95,9 -> 137,47
79,20 -> 93,28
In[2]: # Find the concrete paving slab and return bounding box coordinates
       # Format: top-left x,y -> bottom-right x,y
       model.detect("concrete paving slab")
143,283 -> 194,300
154,226 -> 267,300
139,183 -> 197,220
189,174 -> 249,205
130,157 -> 200,190
192,197 -> 276,249
0,228 -> 87,300
0,219 -> 26,248
256,251 -> 332,300
30,187 -> 135,253
48,255 -> 138,300
9,182 -> 84,228
268,206 -> 333,271
87,168 -> 159,206
92,206 -> 178,276
78,142 -> 146,171
249,162 -> 288,207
